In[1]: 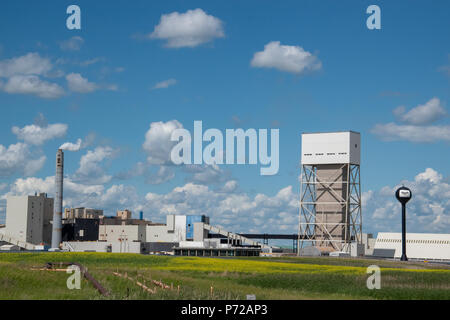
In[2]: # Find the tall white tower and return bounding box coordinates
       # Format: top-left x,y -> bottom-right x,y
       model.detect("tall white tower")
298,131 -> 362,253
51,149 -> 64,249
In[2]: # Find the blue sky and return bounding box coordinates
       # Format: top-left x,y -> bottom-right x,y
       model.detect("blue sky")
0,1 -> 449,238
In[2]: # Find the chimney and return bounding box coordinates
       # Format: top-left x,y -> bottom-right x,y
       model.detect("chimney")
51,149 -> 64,249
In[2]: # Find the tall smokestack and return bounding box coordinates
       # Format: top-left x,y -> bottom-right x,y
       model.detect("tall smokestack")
51,149 -> 64,249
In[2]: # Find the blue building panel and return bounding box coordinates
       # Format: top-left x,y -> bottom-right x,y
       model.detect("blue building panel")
186,215 -> 206,240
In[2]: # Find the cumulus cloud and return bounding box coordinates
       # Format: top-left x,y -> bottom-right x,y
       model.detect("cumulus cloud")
152,78 -> 177,90
363,168 -> 450,234
2,175 -> 141,214
372,97 -> 450,142
0,53 -> 64,98
371,123 -> 450,142
0,143 -> 46,177
142,120 -> 183,165
72,146 -> 116,185
150,8 -> 225,48
220,180 -> 238,193
183,164 -> 230,185
0,52 -> 52,77
60,36 -> 84,51
146,166 -> 175,185
66,73 -> 98,93
394,98 -> 446,125
2,171 -> 299,233
251,41 -> 322,74
12,123 -> 67,145
2,75 -> 64,98
144,183 -> 299,233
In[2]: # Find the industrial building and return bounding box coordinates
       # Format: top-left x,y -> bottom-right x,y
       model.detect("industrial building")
373,232 -> 450,261
3,193 -> 53,245
62,218 -> 99,242
298,131 -> 362,253
61,213 -> 267,255
64,207 -> 103,219
1,141 -> 449,261
0,190 -> 267,254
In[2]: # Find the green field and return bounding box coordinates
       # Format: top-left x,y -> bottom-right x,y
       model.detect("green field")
0,252 -> 449,300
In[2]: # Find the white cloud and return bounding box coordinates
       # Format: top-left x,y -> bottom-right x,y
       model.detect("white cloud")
0,143 -> 46,177
363,168 -> 450,234
371,122 -> 450,142
146,166 -> 175,185
394,98 -> 446,125
142,120 -> 183,165
438,54 -> 450,77
23,156 -> 46,177
2,75 -> 65,98
12,123 -> 67,145
2,173 -> 299,233
72,146 -> 116,185
251,41 -> 322,74
372,98 -> 450,143
60,36 -> 84,51
152,78 -> 177,89
144,183 -> 299,233
59,138 -> 82,151
150,8 -> 225,48
183,164 -> 229,185
220,180 -> 238,193
0,52 -> 52,77
105,84 -> 118,91
0,53 -> 64,99
2,175 -> 141,215
66,73 -> 97,93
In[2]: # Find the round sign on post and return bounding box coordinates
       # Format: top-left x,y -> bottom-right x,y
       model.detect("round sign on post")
395,186 -> 412,261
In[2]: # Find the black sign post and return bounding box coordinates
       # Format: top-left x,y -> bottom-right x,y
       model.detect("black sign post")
395,186 -> 412,261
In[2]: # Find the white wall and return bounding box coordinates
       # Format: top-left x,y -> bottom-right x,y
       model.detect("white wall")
5,195 -> 53,245
301,131 -> 360,165
99,225 -> 146,242
174,215 -> 186,242
63,241 -> 142,253
373,232 -> 450,260
5,196 -> 29,242
146,225 -> 177,242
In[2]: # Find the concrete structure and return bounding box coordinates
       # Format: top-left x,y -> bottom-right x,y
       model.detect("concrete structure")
373,232 -> 450,261
56,213 -> 268,255
99,225 -> 146,242
62,218 -> 99,241
62,241 -> 146,253
64,207 -> 103,219
51,149 -> 63,249
362,233 -> 376,255
0,244 -> 21,251
117,209 -> 132,220
299,132 -> 362,253
186,215 -> 209,240
100,216 -> 151,226
4,193 -> 53,245
145,215 -> 208,243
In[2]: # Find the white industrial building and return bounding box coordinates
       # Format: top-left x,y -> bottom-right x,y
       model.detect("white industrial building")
2,193 -> 53,246
64,207 -> 103,219
99,225 -> 147,242
299,131 -> 362,253
373,232 -> 450,261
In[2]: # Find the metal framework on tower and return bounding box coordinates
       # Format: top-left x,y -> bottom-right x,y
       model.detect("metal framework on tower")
298,163 -> 362,252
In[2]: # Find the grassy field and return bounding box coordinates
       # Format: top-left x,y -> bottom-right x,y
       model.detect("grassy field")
0,252 -> 449,300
